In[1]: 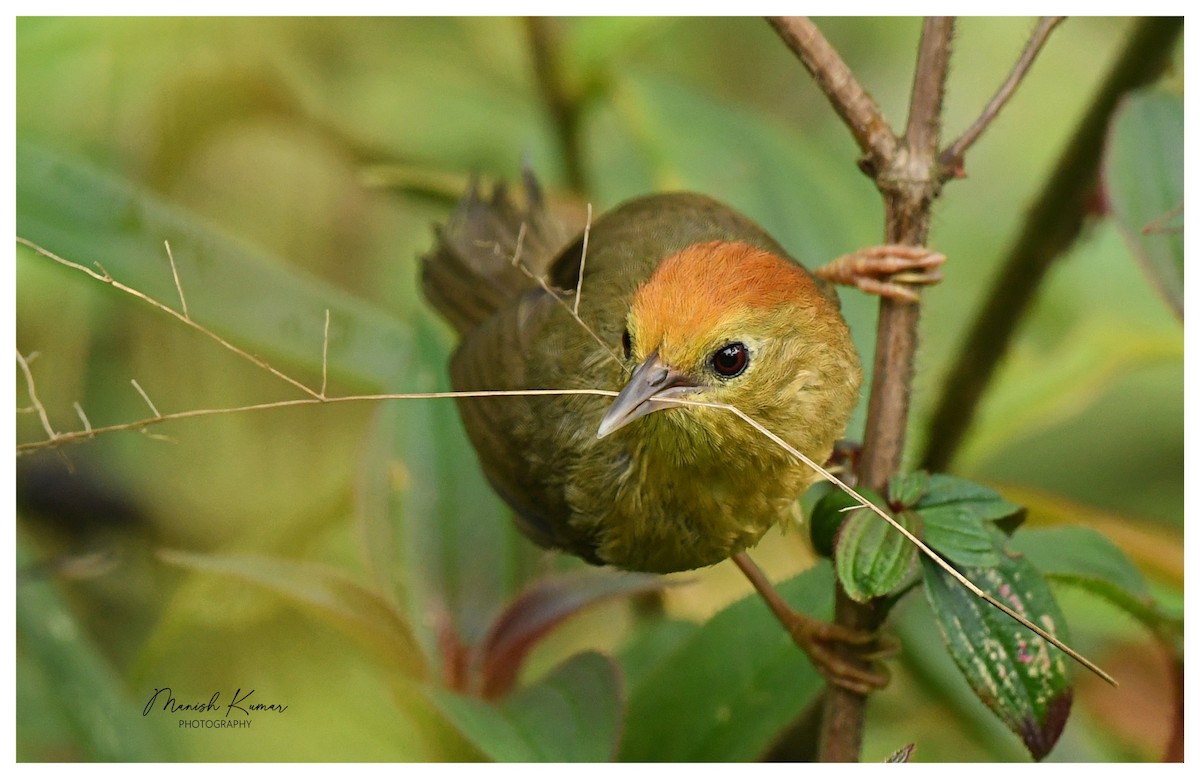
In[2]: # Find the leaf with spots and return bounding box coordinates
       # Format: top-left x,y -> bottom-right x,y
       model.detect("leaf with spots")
922,546 -> 1073,761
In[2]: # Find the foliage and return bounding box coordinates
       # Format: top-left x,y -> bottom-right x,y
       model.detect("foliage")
15,17 -> 1182,762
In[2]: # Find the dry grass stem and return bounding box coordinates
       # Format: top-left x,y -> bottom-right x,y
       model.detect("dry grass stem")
164,239 -> 189,318
17,226 -> 1114,689
16,388 -> 619,455
573,203 -> 592,317
73,401 -> 93,433
130,379 -> 161,417
321,308 -> 331,398
495,223 -> 621,367
17,237 -> 322,400
16,349 -> 57,440
662,395 -> 1116,687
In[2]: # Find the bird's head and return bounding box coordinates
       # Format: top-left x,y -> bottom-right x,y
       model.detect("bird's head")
597,240 -> 861,463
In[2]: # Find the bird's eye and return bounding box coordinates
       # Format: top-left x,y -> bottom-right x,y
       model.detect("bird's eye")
621,328 -> 633,359
711,342 -> 749,378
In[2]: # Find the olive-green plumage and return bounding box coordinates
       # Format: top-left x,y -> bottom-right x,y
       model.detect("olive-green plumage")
422,177 -> 861,573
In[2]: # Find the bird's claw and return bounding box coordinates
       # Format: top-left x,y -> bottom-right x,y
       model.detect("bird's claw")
785,614 -> 895,695
815,245 -> 945,303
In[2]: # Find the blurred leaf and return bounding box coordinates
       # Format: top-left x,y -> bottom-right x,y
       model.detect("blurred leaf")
392,314 -> 543,658
619,564 -> 831,761
835,507 -> 919,602
477,569 -> 666,698
922,551 -> 1073,761
15,141 -> 413,393
1001,484 -> 1183,587
1104,89 -> 1183,318
428,651 -> 622,762
615,618 -> 699,694
158,549 -> 424,678
958,325 -> 1181,468
16,539 -> 172,761
1010,527 -> 1180,649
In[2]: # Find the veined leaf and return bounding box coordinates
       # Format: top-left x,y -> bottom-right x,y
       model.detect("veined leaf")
427,651 -> 622,762
922,551 -> 1072,761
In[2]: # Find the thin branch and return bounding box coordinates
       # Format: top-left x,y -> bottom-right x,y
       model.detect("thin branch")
16,350 -> 57,440
130,379 -> 161,418
820,17 -> 954,763
524,16 -> 588,193
661,398 -> 1115,686
321,309 -> 331,399
17,236 -> 323,401
501,223 -> 622,367
164,239 -> 190,319
766,17 -> 897,167
573,203 -> 592,318
73,401 -> 93,434
16,388 -> 620,455
940,17 -> 1065,175
905,18 -> 955,163
921,16 -> 1184,472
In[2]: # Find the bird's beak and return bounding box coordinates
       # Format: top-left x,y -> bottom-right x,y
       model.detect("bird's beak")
597,351 -> 699,439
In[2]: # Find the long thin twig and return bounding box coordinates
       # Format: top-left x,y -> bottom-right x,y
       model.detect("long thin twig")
16,349 -> 57,440
940,17 -> 1065,175
16,388 -> 621,454
17,236 -> 322,400
321,309 -> 331,398
573,203 -> 592,318
767,17 -> 897,168
667,396 -> 1114,686
164,239 -> 189,319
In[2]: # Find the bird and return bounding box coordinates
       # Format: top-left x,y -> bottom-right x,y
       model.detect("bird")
421,172 -> 941,690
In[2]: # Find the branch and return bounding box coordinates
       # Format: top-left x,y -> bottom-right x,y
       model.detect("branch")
766,17 -> 897,169
940,17 -> 1065,176
16,236 -> 323,401
819,17 -> 955,763
920,16 -> 1183,472
524,16 -> 588,193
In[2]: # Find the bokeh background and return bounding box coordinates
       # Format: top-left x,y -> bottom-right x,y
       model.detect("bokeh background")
15,17 -> 1182,761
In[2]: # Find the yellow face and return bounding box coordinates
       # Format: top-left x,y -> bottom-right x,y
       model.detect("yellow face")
598,240 -> 850,441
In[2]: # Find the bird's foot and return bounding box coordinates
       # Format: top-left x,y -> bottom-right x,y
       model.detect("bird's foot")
783,610 -> 895,694
815,245 -> 945,303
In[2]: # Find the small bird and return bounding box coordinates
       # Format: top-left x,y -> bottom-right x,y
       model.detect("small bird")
422,173 -> 940,689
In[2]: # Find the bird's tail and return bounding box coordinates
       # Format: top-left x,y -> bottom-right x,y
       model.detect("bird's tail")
421,170 -> 574,336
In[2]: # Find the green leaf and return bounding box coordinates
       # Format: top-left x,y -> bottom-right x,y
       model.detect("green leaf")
910,475 -> 1023,567
1104,89 -> 1183,318
427,651 -> 623,762
919,505 -> 1001,569
914,474 -> 1022,519
888,470 -> 931,507
922,551 -> 1073,761
835,507 -> 919,602
619,564 -> 831,761
1010,527 -> 1180,649
158,549 -> 424,677
17,539 -> 173,761
16,141 -> 413,392
477,569 -> 666,698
